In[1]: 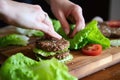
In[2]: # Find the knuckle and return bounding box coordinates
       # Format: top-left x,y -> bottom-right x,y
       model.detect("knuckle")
74,5 -> 82,12
33,5 -> 42,10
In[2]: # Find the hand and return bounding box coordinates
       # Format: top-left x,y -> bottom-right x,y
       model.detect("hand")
50,0 -> 85,37
0,0 -> 62,39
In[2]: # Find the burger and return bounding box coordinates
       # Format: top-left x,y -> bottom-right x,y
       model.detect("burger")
33,37 -> 73,63
98,20 -> 120,38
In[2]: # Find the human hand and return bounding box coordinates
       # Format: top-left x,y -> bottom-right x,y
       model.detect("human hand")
0,0 -> 62,39
50,0 -> 85,38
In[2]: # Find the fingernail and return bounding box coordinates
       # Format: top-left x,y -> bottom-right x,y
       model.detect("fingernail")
64,29 -> 69,35
53,32 -> 62,39
58,35 -> 62,39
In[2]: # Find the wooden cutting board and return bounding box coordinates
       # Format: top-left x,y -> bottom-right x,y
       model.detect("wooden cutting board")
0,26 -> 120,79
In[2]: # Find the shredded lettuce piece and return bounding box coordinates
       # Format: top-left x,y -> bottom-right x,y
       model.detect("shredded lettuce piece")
16,28 -> 44,37
0,34 -> 29,47
0,53 -> 77,80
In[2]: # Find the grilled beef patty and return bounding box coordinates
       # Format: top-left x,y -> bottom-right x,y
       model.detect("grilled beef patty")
34,37 -> 72,62
98,22 -> 120,38
36,38 -> 70,52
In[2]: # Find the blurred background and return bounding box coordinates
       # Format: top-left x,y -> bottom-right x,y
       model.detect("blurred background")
0,0 -> 120,27
34,0 -> 120,22
109,0 -> 120,20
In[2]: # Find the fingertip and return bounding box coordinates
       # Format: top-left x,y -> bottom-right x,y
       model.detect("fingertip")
56,33 -> 62,39
64,28 -> 70,35
52,31 -> 62,40
70,22 -> 85,38
70,30 -> 76,38
59,22 -> 70,35
81,22 -> 86,30
57,14 -> 70,35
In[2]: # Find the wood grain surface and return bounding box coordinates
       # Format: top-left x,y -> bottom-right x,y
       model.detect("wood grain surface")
80,62 -> 120,80
0,26 -> 120,79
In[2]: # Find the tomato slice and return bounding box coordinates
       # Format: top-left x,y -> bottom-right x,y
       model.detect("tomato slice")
81,44 -> 102,56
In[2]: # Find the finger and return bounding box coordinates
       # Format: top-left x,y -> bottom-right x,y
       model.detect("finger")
57,12 -> 70,35
42,14 -> 62,39
70,7 -> 85,37
42,13 -> 53,26
45,28 -> 62,40
70,19 -> 85,38
43,24 -> 62,39
35,22 -> 62,39
49,30 -> 62,39
45,31 -> 62,40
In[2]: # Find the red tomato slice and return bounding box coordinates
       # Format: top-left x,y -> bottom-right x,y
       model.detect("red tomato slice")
81,44 -> 102,56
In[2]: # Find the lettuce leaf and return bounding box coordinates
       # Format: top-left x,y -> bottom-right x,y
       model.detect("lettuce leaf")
51,19 -> 61,32
85,20 -> 110,49
33,48 -> 56,57
69,20 -> 110,49
0,34 -> 29,47
0,53 -> 77,80
51,19 -> 110,50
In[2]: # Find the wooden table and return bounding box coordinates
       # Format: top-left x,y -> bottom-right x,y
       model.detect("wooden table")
0,26 -> 120,80
80,62 -> 120,80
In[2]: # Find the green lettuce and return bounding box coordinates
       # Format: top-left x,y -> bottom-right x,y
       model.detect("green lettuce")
51,19 -> 110,50
0,34 -> 29,47
69,20 -> 110,49
0,53 -> 77,80
33,48 -> 56,57
51,19 -> 75,39
51,19 -> 61,32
